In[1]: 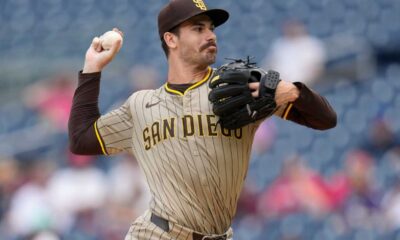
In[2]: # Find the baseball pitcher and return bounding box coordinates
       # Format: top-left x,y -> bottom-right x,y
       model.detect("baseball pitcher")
68,0 -> 337,239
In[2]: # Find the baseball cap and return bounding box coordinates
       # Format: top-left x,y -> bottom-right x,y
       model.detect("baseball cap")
158,0 -> 229,40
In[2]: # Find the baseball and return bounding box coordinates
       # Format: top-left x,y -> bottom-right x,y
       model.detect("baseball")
100,31 -> 123,51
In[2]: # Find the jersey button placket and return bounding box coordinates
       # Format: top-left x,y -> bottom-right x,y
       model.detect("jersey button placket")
183,92 -> 199,156
183,92 -> 191,112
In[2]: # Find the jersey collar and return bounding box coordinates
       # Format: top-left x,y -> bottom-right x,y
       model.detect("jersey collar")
164,67 -> 212,96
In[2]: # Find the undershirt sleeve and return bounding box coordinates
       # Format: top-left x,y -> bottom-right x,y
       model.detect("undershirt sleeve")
68,71 -> 104,155
279,82 -> 337,130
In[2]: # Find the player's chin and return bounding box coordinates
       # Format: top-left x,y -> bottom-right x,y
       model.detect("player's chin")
203,52 -> 217,64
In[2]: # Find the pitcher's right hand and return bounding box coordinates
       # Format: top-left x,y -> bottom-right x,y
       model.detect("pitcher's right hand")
83,28 -> 123,73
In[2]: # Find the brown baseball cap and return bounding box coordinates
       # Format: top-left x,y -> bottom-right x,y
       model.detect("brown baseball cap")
158,0 -> 229,40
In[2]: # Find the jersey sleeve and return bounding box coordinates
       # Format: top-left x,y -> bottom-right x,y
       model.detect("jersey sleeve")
275,82 -> 337,130
68,71 -> 104,155
95,98 -> 134,155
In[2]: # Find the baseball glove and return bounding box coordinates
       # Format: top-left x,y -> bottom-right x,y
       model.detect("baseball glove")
209,58 -> 281,129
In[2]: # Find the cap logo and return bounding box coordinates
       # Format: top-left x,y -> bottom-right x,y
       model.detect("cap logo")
192,0 -> 207,10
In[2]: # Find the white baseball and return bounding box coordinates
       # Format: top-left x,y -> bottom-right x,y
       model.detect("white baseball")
100,31 -> 123,51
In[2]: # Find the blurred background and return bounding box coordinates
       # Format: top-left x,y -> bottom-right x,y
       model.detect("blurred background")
1,0 -> 400,239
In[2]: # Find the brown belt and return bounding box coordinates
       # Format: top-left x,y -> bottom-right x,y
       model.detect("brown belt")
150,214 -> 227,240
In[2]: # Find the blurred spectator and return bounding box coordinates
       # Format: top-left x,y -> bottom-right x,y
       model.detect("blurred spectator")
360,118 -> 400,159
23,72 -> 76,131
337,149 -> 385,231
262,20 -> 326,86
257,155 -> 336,218
46,152 -> 107,234
343,150 -> 381,209
6,158 -> 56,238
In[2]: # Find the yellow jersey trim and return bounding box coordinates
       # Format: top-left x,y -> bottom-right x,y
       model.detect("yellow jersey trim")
94,121 -> 108,155
164,67 -> 212,96
283,103 -> 293,120
164,85 -> 184,96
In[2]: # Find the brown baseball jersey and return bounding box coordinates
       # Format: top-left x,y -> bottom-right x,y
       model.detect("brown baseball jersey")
95,67 -> 264,237
68,68 -> 336,240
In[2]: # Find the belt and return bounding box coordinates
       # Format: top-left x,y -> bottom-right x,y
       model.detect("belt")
150,214 -> 227,240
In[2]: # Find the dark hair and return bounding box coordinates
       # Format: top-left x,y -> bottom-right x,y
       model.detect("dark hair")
161,26 -> 180,58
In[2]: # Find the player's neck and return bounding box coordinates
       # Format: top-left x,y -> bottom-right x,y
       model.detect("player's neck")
167,58 -> 209,84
